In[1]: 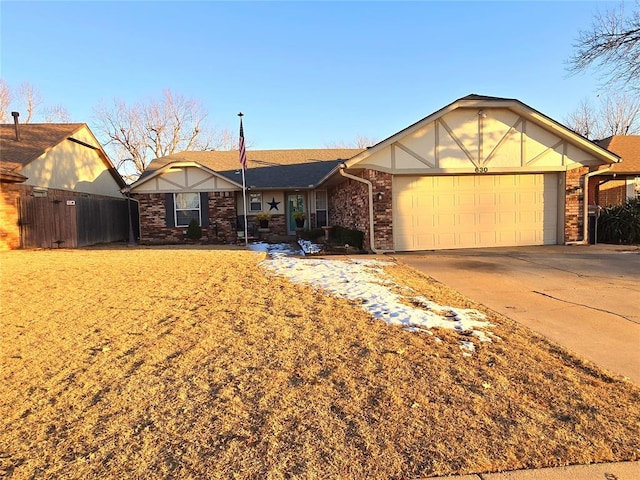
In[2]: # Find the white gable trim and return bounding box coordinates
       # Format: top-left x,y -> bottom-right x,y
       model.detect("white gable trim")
345,97 -> 620,170
130,161 -> 243,193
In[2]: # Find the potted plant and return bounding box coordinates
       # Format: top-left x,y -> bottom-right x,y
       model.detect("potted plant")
256,212 -> 271,228
185,219 -> 202,242
293,210 -> 306,228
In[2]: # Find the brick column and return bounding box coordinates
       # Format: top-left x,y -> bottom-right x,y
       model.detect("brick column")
565,167 -> 588,242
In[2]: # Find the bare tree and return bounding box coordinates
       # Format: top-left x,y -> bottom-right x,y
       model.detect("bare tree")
0,79 -> 71,123
0,79 -> 11,123
325,134 -> 378,149
565,98 -> 601,139
568,1 -> 640,91
42,104 -> 71,123
565,93 -> 640,139
600,92 -> 640,136
18,82 -> 42,123
93,89 -> 233,177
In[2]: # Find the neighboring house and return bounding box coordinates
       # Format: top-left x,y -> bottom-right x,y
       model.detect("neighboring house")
132,94 -> 620,252
0,120 -> 129,249
594,135 -> 640,206
130,149 -> 362,244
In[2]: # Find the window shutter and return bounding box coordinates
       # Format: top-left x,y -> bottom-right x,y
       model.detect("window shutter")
200,192 -> 210,227
165,193 -> 175,227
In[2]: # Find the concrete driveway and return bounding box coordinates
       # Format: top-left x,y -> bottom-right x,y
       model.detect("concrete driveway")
395,244 -> 640,384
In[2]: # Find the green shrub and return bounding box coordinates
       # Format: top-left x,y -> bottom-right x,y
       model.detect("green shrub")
297,228 -> 325,241
597,198 -> 640,244
329,226 -> 364,250
186,219 -> 203,240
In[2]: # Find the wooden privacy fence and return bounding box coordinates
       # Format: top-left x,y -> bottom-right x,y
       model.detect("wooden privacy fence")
18,191 -> 135,248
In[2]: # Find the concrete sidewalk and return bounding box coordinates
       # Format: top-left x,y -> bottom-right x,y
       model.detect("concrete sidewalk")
430,460 -> 639,479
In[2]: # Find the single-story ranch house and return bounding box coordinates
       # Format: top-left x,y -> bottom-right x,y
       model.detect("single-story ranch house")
130,94 -> 621,252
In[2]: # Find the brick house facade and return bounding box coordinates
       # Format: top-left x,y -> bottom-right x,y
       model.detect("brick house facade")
135,190 -> 293,245
327,170 -> 393,251
131,96 -> 618,251
137,192 -> 237,244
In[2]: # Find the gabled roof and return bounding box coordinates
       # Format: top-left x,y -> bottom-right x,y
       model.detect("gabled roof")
0,123 -> 126,188
596,136 -> 640,175
344,94 -> 620,168
135,149 -> 363,190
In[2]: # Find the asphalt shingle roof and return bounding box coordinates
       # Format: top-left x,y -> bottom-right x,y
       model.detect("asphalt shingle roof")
140,149 -> 363,189
597,136 -> 640,175
0,123 -> 86,170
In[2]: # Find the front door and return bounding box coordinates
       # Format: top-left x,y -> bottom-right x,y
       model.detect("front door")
287,194 -> 306,234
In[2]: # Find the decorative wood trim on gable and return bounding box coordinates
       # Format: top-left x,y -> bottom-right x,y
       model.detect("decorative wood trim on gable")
483,118 -> 523,167
526,140 -> 564,166
521,119 -> 527,167
132,163 -> 242,193
392,142 -> 435,168
434,119 -> 440,167
342,97 -> 619,176
439,117 -> 479,168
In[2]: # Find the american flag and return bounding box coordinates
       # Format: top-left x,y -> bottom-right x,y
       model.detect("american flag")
239,117 -> 247,171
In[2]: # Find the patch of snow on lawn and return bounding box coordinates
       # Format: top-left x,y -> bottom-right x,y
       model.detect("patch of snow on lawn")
249,242 -> 301,257
298,239 -> 322,255
260,253 -> 495,353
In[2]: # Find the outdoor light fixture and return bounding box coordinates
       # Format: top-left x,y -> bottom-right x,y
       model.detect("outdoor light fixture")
478,110 -> 487,119
376,192 -> 384,201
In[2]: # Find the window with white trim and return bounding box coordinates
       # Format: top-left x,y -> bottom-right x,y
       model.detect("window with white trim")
174,192 -> 201,226
250,193 -> 262,211
315,190 -> 328,227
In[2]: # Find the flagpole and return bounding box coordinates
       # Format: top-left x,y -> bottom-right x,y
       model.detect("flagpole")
241,166 -> 248,247
238,112 -> 249,247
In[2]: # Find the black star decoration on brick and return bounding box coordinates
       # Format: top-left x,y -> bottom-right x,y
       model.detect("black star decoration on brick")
267,197 -> 281,211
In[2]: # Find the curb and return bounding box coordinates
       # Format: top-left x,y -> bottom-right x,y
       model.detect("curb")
429,461 -> 639,479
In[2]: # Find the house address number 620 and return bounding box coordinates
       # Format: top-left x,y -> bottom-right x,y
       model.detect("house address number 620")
475,167 -> 489,173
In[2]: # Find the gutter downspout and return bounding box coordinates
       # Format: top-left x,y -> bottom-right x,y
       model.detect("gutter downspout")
581,167 -> 612,244
339,165 -> 394,254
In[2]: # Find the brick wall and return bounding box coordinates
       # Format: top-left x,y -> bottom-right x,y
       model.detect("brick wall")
0,183 -> 21,250
248,213 -> 287,236
565,167 -> 588,242
327,169 -> 393,251
136,192 -> 238,245
597,177 -> 628,207
366,170 -> 393,250
328,175 -> 369,249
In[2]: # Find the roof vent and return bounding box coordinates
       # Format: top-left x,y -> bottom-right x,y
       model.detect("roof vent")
11,112 -> 20,141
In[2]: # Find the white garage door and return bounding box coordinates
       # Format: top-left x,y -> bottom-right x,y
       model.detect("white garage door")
394,174 -> 559,251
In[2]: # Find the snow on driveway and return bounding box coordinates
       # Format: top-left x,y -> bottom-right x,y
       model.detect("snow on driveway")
250,242 -> 496,354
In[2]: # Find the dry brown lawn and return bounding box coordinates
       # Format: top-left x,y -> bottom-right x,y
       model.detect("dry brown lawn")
0,246 -> 639,479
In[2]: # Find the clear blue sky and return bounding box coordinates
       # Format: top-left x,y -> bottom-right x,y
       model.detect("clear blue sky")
0,1 -> 618,150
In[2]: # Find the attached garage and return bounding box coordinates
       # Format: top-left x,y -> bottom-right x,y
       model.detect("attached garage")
328,95 -> 621,252
393,173 -> 559,250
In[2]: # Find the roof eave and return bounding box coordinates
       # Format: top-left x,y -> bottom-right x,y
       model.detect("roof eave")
0,171 -> 28,183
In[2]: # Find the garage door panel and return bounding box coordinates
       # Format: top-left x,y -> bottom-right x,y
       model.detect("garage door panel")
394,174 -> 558,251
478,193 -> 497,206
435,214 -> 457,227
